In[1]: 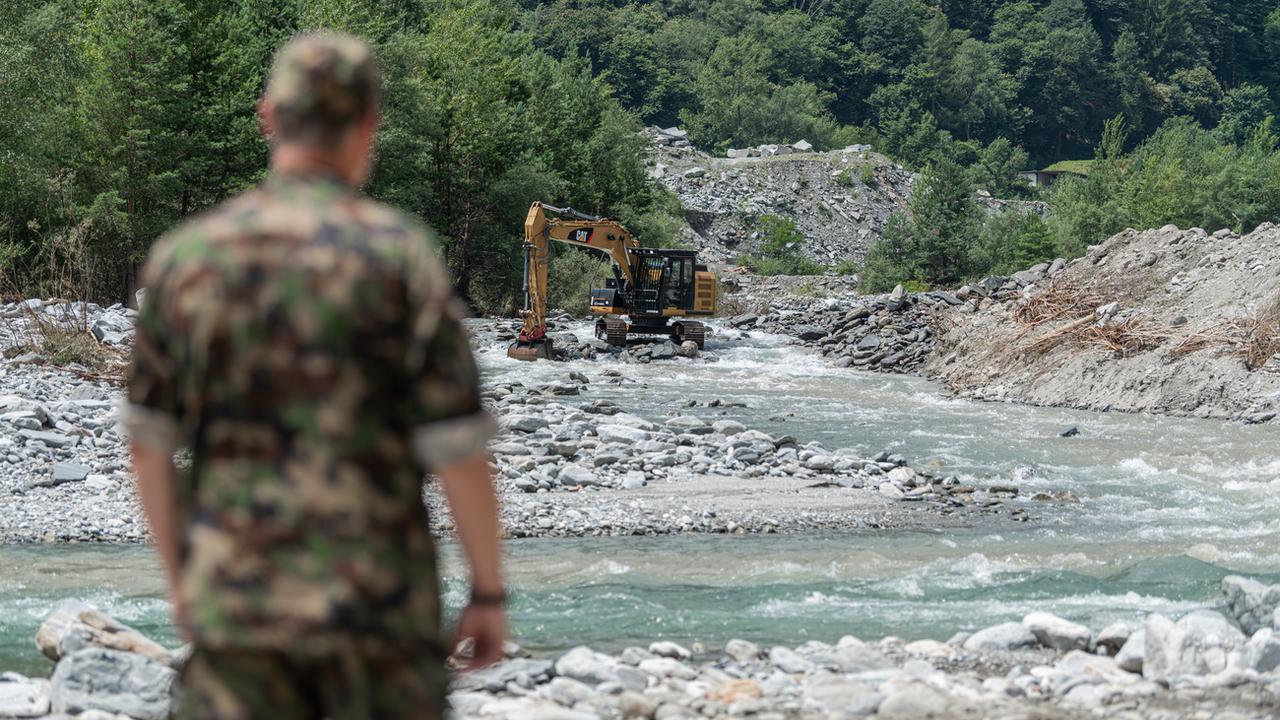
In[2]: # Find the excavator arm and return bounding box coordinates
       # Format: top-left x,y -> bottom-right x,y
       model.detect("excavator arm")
512,202 -> 639,359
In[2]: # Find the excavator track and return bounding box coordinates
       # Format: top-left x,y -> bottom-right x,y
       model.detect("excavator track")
675,321 -> 706,349
597,318 -> 629,347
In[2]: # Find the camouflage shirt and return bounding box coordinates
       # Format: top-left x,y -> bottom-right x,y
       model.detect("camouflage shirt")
124,172 -> 494,653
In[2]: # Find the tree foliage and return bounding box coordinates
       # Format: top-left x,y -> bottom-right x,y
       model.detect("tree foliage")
0,0 -> 674,311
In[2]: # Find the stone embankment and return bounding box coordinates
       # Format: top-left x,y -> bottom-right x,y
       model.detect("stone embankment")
5,577 -> 1280,719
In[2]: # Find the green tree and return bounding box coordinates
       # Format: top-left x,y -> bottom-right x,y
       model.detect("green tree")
968,138 -> 1030,197
860,157 -> 979,289
681,35 -> 839,150
77,0 -> 197,297
1218,84 -> 1276,145
859,0 -> 927,67
740,214 -> 822,276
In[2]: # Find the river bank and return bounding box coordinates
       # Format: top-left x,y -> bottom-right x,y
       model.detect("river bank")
3,575 -> 1280,719
744,225 -> 1280,425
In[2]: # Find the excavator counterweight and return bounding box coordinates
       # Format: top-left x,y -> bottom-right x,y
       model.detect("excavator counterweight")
509,202 -> 717,360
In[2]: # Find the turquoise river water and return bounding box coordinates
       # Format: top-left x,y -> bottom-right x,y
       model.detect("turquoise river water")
1,324 -> 1276,675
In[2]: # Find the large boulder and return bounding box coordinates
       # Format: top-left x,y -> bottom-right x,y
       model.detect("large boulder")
50,648 -> 178,720
1023,612 -> 1092,652
1143,611 -> 1247,685
1222,575 -> 1280,635
37,601 -> 172,664
595,424 -> 650,444
553,646 -> 621,686
0,673 -> 50,718
963,622 -> 1038,652
1116,630 -> 1146,674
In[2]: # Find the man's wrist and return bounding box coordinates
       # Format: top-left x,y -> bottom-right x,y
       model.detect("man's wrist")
469,586 -> 508,607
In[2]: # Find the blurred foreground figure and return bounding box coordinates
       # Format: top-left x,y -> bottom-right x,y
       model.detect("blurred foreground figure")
124,33 -> 506,720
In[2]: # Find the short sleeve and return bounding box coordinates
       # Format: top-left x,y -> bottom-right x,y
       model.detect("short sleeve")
121,255 -> 184,453
403,230 -> 496,471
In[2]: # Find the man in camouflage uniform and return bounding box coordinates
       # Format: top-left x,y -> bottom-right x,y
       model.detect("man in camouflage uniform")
124,34 -> 507,719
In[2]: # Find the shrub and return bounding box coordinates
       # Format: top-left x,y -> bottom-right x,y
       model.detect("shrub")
739,215 -> 823,276
970,212 -> 1056,277
547,246 -> 613,316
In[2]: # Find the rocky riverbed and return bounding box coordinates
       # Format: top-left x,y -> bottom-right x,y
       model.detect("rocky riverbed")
4,576 -> 1280,719
0,301 -> 1054,544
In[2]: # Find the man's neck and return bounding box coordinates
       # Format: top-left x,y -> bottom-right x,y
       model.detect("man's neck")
270,145 -> 356,185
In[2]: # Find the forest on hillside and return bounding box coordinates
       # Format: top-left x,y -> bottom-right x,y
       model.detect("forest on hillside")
3,0 -> 1280,305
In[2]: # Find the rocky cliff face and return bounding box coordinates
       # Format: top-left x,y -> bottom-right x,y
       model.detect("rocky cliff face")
646,128 -> 914,266
646,128 -> 1049,268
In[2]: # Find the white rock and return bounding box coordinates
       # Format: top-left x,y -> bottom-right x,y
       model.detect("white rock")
541,677 -> 595,707
1097,621 -> 1132,655
503,415 -> 549,433
648,641 -> 691,660
877,681 -> 955,719
711,420 -> 746,436
0,675 -> 50,718
1144,611 -> 1247,685
1222,575 -> 1280,635
1243,627 -> 1280,673
1117,629 -> 1146,674
903,639 -> 955,659
637,657 -> 697,680
878,482 -> 905,500
553,646 -> 621,686
963,622 -> 1038,652
802,675 -> 883,715
50,648 -> 177,720
665,416 -> 711,434
37,602 -> 172,664
768,646 -> 813,674
724,639 -> 761,663
596,424 -> 650,444
804,454 -> 835,471
1023,611 -> 1092,651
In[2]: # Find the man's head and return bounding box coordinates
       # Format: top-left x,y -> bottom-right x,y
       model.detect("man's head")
260,33 -> 381,185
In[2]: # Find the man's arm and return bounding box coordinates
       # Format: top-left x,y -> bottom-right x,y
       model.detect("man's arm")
131,440 -> 186,630
438,453 -> 503,594
438,453 -> 506,669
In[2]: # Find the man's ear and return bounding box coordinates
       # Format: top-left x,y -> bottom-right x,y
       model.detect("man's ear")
258,97 -> 275,141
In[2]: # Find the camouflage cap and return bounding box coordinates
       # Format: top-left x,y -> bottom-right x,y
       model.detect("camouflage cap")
265,33 -> 380,143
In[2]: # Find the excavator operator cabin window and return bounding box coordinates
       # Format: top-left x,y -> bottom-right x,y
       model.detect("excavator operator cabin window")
681,259 -> 693,287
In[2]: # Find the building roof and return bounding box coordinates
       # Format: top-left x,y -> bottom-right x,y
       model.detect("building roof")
1042,160 -> 1094,176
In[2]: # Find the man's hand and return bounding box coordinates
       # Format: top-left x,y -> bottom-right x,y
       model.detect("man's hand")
436,453 -> 507,669
451,604 -> 507,670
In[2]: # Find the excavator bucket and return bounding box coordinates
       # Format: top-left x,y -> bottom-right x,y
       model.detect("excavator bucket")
507,338 -> 555,361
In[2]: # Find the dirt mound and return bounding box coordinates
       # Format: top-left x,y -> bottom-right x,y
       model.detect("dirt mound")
924,224 -> 1280,423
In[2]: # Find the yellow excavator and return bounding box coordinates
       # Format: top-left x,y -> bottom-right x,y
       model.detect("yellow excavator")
508,202 -> 718,361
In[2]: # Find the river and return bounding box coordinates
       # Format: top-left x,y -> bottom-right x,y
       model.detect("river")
2,323 -> 1277,675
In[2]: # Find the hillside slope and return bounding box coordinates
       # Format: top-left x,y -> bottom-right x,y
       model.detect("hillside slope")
923,224 -> 1280,423
647,129 -> 913,265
